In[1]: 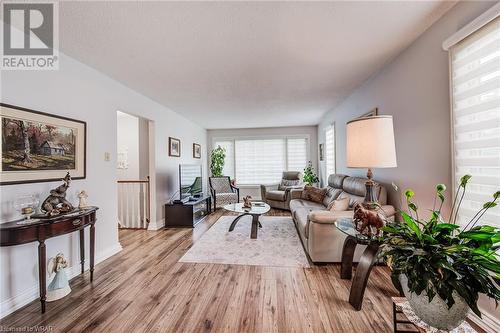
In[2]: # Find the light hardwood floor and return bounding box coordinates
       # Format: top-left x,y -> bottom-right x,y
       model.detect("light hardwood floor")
1,209 -> 401,332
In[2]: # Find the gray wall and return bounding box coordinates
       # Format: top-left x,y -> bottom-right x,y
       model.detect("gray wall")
317,0 -> 498,321
208,126 -> 318,198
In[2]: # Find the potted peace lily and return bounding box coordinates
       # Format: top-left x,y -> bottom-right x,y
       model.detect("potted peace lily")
379,175 -> 500,330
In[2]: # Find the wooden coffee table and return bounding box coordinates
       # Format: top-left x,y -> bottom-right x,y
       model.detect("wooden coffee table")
224,202 -> 270,239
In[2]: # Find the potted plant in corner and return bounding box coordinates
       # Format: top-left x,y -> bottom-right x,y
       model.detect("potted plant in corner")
303,161 -> 319,186
210,146 -> 226,177
379,175 -> 500,330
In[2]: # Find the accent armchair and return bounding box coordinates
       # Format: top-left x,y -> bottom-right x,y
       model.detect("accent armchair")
260,171 -> 303,210
209,176 -> 240,211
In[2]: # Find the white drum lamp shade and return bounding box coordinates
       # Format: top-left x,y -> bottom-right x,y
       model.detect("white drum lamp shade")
346,116 -> 397,168
346,115 -> 397,205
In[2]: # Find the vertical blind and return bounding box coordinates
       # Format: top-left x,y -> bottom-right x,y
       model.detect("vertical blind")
451,17 -> 500,227
325,125 -> 336,177
214,137 -> 309,185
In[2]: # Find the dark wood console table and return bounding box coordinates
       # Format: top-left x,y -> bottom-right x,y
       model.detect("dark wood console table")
0,207 -> 99,314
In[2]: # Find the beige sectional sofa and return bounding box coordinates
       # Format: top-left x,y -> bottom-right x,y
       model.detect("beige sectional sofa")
290,174 -> 395,263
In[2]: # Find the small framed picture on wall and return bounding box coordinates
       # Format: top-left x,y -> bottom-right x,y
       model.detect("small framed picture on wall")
169,137 -> 181,157
193,143 -> 201,159
319,143 -> 324,161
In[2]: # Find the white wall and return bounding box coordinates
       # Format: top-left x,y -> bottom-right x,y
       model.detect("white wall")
0,51 -> 207,317
317,0 -> 498,323
117,111 -> 140,180
207,126 -> 318,199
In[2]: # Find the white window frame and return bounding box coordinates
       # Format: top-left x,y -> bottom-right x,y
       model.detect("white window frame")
212,134 -> 311,186
325,123 -> 336,180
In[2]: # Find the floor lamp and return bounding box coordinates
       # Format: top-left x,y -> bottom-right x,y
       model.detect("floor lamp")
346,115 -> 397,208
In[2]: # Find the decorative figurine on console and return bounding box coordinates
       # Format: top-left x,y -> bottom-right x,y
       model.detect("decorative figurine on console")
78,190 -> 89,209
353,202 -> 386,237
46,253 -> 71,302
41,172 -> 74,216
243,196 -> 252,208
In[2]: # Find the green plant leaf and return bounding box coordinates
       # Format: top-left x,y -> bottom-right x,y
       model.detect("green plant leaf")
460,174 -> 472,187
405,189 -> 414,200
436,184 -> 446,192
401,211 -> 421,239
483,202 -> 497,209
434,223 -> 460,232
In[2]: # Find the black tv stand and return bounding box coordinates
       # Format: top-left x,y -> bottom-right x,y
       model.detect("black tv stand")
165,194 -> 212,228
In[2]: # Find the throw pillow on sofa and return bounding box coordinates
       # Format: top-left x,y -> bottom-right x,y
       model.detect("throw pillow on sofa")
327,197 -> 349,211
301,185 -> 327,204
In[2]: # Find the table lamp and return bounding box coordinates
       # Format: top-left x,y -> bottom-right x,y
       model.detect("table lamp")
346,115 -> 397,207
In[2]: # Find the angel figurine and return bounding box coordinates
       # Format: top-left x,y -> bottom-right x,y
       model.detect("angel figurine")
46,253 -> 71,302
78,190 -> 89,209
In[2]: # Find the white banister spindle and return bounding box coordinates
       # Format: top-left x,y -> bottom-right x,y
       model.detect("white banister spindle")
117,178 -> 150,229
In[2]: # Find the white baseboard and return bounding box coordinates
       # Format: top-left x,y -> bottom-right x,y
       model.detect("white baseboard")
0,243 -> 122,319
469,310 -> 500,333
147,218 -> 164,231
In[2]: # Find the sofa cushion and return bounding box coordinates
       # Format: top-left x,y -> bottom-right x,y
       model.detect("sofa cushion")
294,208 -> 310,239
309,210 -> 354,224
327,197 -> 349,211
322,187 -> 342,207
338,191 -> 365,208
301,185 -> 327,204
328,174 -> 348,188
266,190 -> 286,202
342,177 -> 367,197
290,199 -> 325,212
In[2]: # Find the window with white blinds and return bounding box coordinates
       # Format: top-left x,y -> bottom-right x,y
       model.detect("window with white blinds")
235,139 -> 286,185
213,136 -> 309,185
213,140 -> 234,178
287,138 -> 308,172
450,17 -> 500,228
325,124 -> 336,177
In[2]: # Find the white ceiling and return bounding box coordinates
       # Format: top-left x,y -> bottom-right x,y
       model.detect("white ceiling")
60,1 -> 456,129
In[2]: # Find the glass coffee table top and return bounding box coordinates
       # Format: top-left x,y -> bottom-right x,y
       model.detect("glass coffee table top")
224,202 -> 270,215
334,217 -> 379,244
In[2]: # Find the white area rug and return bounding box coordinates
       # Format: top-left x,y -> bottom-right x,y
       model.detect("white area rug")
179,216 -> 310,268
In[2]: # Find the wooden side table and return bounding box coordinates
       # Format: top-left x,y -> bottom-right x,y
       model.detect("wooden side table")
392,297 -> 477,333
335,218 -> 380,311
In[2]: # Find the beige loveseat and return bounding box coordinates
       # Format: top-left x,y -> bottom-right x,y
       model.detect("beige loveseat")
290,174 -> 395,263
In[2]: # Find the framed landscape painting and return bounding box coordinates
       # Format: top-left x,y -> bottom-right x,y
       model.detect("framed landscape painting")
0,103 -> 86,185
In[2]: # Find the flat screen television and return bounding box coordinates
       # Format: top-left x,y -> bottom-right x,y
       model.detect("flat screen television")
179,164 -> 203,200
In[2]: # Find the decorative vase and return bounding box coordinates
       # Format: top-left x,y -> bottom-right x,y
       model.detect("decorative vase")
400,275 -> 469,330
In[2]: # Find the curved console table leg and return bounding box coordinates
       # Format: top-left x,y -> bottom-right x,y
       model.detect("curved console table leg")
340,236 -> 357,280
349,243 -> 380,311
228,213 -> 251,232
